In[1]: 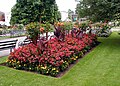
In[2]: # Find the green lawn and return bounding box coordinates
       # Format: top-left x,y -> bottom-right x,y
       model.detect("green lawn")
0,36 -> 10,40
0,35 -> 26,40
0,32 -> 120,86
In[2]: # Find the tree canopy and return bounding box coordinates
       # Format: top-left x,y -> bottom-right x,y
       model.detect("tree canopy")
10,0 -> 61,25
68,9 -> 74,20
76,0 -> 120,22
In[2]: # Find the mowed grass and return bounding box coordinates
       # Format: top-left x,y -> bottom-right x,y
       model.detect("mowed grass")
0,32 -> 120,86
0,36 -> 10,40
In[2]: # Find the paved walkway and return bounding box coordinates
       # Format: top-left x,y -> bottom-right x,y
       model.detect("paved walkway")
0,36 -> 27,57
0,32 -> 54,57
111,26 -> 120,32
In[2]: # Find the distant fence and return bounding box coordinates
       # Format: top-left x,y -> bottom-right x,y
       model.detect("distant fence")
0,29 -> 26,37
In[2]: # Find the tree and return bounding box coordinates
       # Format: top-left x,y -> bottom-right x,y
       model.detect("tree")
53,3 -> 61,22
115,13 -> 120,21
57,11 -> 61,21
75,0 -> 120,22
68,9 -> 74,20
41,2 -> 61,23
10,0 -> 61,25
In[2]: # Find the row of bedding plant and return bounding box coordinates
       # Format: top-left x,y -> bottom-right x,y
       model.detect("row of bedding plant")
6,22 -> 98,77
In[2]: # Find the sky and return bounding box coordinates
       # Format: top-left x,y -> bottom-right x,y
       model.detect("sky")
0,0 -> 78,21
56,0 -> 78,20
56,0 -> 77,12
0,0 -> 16,12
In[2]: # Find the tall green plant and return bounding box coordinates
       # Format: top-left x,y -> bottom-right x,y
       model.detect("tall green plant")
10,0 -> 61,25
26,22 -> 40,45
40,22 -> 53,40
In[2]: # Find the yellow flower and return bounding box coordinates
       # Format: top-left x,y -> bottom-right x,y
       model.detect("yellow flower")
41,66 -> 47,70
13,60 -> 16,62
17,61 -> 20,63
74,58 -> 76,60
24,64 -> 26,66
52,68 -> 56,71
44,66 -> 47,69
56,70 -> 59,72
41,67 -> 44,69
6,60 -> 9,62
76,56 -> 78,59
46,71 -> 49,73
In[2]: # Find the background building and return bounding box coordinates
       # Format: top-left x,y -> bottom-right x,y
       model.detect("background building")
0,11 -> 11,26
0,11 -> 5,21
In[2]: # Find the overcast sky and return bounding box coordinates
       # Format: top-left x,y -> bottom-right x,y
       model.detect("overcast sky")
56,0 -> 78,20
0,0 -> 78,20
56,0 -> 77,12
0,0 -> 16,12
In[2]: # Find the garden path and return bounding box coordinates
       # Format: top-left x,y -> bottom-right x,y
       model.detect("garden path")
111,26 -> 120,32
0,36 -> 26,57
0,32 -> 54,57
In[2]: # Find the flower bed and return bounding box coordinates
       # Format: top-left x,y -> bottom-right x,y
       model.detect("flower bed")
91,22 -> 112,37
6,34 -> 97,77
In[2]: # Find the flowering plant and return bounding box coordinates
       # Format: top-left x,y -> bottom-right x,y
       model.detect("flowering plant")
6,32 -> 97,77
26,22 -> 40,45
40,22 -> 53,40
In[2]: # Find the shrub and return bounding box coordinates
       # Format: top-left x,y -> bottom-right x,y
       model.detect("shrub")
26,22 -> 40,45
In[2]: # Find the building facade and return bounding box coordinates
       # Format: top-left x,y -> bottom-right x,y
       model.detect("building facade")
0,11 -> 5,21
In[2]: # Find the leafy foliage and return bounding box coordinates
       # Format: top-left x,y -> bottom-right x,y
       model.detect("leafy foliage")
6,34 -> 97,77
10,0 -> 61,25
26,22 -> 53,44
26,22 -> 40,45
76,0 -> 120,22
26,22 -> 40,39
68,9 -> 74,20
